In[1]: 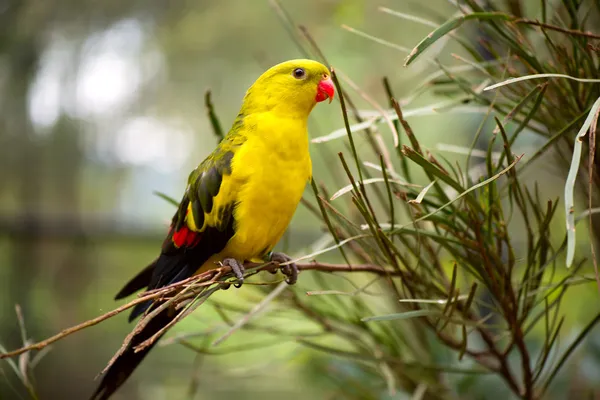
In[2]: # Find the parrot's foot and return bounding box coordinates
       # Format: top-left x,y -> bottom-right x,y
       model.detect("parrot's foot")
221,258 -> 245,288
269,252 -> 299,285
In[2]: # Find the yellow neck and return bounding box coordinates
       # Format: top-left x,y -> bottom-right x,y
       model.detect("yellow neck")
242,112 -> 309,157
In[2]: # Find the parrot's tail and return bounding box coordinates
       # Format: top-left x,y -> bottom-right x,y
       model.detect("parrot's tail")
89,307 -> 177,400
90,255 -> 196,400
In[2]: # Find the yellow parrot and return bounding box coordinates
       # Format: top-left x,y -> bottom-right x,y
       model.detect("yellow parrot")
91,59 -> 334,399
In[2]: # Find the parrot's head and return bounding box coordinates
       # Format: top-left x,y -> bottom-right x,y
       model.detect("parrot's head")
242,59 -> 335,118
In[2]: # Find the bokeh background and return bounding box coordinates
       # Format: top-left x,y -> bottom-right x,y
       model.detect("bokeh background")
1,0 -> 598,399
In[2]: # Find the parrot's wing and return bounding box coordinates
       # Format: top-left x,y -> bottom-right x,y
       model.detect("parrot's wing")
163,148 -> 236,254
116,134 -> 246,305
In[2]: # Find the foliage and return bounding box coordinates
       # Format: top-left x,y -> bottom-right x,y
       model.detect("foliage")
3,1 -> 600,399
219,1 -> 600,399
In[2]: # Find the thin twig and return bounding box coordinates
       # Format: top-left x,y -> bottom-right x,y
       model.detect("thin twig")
514,18 -> 600,40
0,290 -> 172,360
0,261 -> 399,360
212,281 -> 289,346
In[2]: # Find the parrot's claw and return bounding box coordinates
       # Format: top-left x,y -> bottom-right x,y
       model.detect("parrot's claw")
221,258 -> 245,288
269,252 -> 299,285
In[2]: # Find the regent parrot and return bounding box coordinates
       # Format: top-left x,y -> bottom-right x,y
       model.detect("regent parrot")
90,59 -> 335,399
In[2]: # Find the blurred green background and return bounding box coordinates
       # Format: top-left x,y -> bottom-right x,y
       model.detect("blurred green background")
1,0 -> 598,399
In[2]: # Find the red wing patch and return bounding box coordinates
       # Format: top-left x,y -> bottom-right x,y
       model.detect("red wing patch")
168,209 -> 202,249
172,225 -> 202,248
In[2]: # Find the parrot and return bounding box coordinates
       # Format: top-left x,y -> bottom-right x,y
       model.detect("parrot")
90,59 -> 335,400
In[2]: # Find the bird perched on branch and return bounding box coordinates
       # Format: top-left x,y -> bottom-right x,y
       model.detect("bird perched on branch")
90,59 -> 334,400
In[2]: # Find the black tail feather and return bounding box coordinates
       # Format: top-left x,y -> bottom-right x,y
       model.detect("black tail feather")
127,302 -> 153,323
91,253 -> 197,399
92,215 -> 234,399
114,261 -> 156,300
126,256 -> 196,322
90,308 -> 176,400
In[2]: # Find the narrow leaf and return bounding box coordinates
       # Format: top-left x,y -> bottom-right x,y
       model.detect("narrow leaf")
565,97 -> 600,267
153,191 -> 179,207
409,179 -> 437,204
484,74 -> 600,91
362,310 -> 439,322
405,12 -> 512,66
331,178 -> 418,200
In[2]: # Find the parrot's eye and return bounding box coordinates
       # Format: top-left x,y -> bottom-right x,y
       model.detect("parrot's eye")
292,68 -> 306,79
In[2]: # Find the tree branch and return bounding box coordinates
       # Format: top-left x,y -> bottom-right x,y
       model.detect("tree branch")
0,261 -> 398,360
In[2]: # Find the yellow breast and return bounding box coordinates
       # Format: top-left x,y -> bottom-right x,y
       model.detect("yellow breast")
224,114 -> 311,261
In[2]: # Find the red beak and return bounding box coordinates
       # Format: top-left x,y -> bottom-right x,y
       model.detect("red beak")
316,76 -> 335,103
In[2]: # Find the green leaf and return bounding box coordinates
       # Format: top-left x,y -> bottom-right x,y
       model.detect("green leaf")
362,310 -> 439,322
401,146 -> 465,194
404,12 -> 512,66
153,191 -> 180,207
394,153 -> 522,232
204,90 -> 224,141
